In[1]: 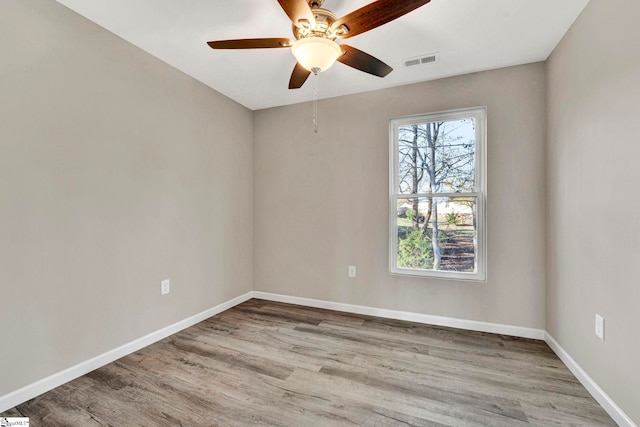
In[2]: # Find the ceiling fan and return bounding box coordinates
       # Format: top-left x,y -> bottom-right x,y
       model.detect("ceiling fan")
207,0 -> 431,89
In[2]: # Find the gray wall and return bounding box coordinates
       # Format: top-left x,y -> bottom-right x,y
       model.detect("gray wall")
0,0 -> 253,396
254,63 -> 547,329
546,0 -> 640,422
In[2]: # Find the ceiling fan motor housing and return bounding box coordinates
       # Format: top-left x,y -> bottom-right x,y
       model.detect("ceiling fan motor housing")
292,8 -> 347,40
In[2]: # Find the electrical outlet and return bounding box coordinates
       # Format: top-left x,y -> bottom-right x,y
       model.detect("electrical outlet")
348,266 -> 356,278
595,314 -> 604,340
161,279 -> 170,295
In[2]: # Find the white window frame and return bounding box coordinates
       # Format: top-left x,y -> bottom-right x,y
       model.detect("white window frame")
389,107 -> 487,281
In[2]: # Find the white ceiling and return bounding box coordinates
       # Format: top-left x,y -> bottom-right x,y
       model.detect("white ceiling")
56,0 -> 589,111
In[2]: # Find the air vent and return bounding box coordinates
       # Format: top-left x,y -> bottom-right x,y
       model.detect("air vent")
403,53 -> 439,68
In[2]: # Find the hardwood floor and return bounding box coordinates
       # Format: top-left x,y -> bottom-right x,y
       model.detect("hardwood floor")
2,299 -> 615,426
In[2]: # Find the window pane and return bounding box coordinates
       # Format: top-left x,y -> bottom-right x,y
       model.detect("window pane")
396,197 -> 477,273
397,118 -> 476,194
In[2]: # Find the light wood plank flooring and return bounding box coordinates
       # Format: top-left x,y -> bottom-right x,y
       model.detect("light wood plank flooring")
2,299 -> 615,426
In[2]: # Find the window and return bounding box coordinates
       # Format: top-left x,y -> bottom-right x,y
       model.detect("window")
389,107 -> 486,281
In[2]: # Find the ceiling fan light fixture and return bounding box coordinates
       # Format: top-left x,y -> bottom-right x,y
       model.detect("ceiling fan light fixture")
291,37 -> 342,73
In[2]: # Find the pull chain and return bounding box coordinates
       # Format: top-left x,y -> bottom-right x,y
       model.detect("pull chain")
311,67 -> 320,133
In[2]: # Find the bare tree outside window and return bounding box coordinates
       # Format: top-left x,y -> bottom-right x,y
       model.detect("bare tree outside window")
390,108 -> 486,281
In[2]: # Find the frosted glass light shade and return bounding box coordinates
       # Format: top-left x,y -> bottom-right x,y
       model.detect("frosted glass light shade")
291,37 -> 342,72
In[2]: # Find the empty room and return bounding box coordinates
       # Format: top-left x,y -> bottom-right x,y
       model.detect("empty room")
1,0 -> 638,425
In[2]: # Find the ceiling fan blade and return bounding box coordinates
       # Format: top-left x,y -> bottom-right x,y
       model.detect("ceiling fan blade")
333,0 -> 431,39
289,62 -> 311,89
207,38 -> 292,49
277,0 -> 316,28
337,44 -> 392,77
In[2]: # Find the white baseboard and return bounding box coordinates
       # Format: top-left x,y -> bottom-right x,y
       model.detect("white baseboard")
544,333 -> 636,427
252,291 -> 546,340
0,291 -> 253,413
